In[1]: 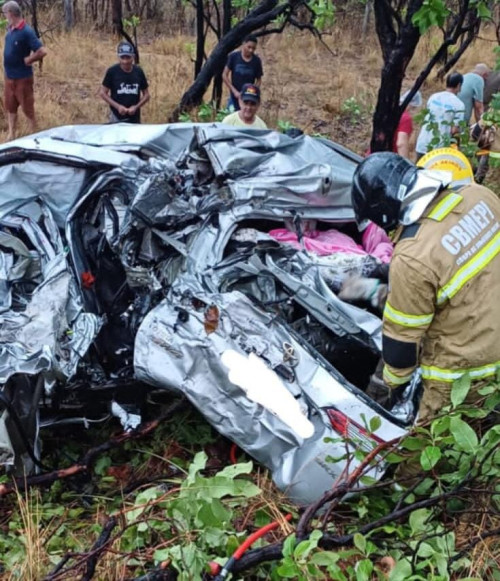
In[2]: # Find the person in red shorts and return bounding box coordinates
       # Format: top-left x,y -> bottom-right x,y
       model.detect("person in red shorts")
2,1 -> 47,140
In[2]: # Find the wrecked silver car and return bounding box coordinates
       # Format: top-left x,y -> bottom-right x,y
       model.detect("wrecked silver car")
0,124 -> 418,504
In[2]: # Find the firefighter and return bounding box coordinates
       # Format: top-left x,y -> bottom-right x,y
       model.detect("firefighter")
349,151 -> 500,423
470,116 -> 500,184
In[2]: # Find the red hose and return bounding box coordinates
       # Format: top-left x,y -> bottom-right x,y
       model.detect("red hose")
233,513 -> 292,560
211,513 -> 293,578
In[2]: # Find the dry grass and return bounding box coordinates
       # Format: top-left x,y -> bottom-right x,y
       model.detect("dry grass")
0,22 -> 498,157
454,496 -> 500,579
6,488 -> 50,581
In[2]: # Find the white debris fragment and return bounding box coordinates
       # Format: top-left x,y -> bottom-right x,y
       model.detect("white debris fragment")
221,349 -> 314,440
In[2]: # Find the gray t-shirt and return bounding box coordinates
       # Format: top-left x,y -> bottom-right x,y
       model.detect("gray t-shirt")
416,91 -> 465,154
458,73 -> 484,124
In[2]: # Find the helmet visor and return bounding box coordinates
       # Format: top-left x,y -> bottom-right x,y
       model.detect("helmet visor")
399,169 -> 451,225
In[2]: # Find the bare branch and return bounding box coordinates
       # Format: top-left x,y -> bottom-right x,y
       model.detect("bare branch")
81,517 -> 118,581
373,0 -> 400,60
296,437 -> 401,540
185,0 -> 218,35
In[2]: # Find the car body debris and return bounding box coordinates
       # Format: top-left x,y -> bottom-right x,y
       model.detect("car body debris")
0,123 -> 420,504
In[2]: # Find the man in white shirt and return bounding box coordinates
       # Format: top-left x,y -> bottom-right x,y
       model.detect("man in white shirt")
222,83 -> 267,129
416,73 -> 465,160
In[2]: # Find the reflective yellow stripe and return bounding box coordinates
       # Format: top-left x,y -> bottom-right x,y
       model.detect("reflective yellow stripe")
421,361 -> 500,383
427,193 -> 463,221
437,231 -> 500,304
384,301 -> 434,328
383,365 -> 413,386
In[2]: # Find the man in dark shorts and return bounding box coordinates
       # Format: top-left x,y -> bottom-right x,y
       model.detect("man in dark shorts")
223,35 -> 263,112
2,1 -> 47,140
99,42 -> 150,124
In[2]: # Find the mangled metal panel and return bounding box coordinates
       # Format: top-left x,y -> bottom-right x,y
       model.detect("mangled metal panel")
194,126 -> 361,217
0,140 -> 144,227
134,290 -> 406,505
0,160 -> 88,228
173,208 -> 382,348
265,254 -> 382,350
0,135 -> 145,167
15,123 -> 217,161
227,177 -> 356,221
0,200 -> 100,385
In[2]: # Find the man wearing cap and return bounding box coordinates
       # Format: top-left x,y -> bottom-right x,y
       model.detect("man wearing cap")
222,83 -> 267,129
2,0 -> 47,140
99,42 -> 150,124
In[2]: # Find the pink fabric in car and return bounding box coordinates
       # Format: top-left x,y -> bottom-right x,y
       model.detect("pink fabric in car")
268,222 -> 393,263
361,223 -> 393,263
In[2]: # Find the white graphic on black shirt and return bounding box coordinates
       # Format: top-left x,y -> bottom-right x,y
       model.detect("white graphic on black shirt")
117,83 -> 139,95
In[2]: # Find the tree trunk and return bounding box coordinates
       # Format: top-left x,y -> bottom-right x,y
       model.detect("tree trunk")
370,0 -> 422,152
370,70 -> 404,153
212,0 -> 232,107
30,0 -> 40,37
211,71 -> 224,109
64,0 -> 74,30
111,0 -> 140,63
112,0 -> 123,34
361,1 -> 372,41
194,0 -> 204,78
223,0 -> 232,36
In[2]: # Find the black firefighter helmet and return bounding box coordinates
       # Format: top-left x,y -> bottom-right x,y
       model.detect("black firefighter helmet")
351,152 -> 419,231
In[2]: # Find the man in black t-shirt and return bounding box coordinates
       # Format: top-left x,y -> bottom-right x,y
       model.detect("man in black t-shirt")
99,42 -> 150,123
223,35 -> 263,111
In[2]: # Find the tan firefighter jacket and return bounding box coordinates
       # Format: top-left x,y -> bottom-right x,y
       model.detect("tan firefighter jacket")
382,183 -> 500,387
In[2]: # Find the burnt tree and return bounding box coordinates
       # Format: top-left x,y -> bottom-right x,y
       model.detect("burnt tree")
211,0 -> 232,105
194,0 -> 205,78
